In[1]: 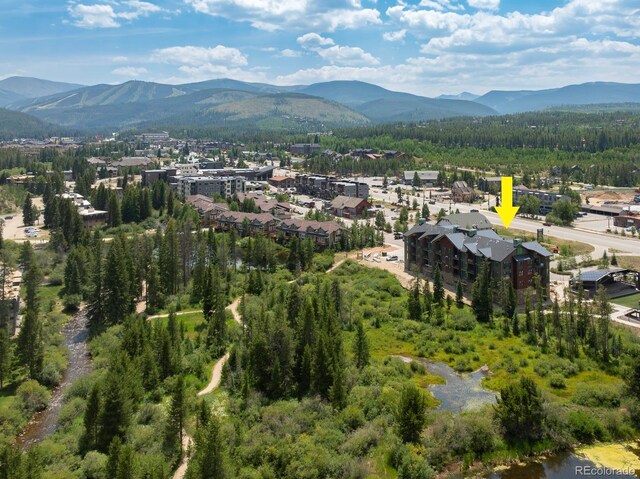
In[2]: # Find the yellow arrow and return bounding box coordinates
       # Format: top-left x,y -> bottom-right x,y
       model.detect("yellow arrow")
495,176 -> 519,229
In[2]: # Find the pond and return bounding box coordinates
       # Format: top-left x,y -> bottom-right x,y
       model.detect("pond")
488,450 -> 639,479
393,355 -> 498,412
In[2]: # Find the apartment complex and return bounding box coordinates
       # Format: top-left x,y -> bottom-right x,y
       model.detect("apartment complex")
175,176 -> 245,200
512,185 -> 571,213
405,213 -> 551,297
294,174 -> 369,199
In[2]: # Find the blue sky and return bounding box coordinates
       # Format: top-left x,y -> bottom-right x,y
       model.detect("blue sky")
1,0 -> 639,96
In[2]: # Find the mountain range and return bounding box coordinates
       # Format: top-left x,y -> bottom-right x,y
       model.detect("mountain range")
0,76 -> 639,136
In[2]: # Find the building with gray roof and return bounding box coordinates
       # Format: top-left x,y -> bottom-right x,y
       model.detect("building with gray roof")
404,212 -> 551,299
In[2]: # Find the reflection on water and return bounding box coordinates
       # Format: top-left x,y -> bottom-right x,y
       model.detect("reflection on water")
16,310 -> 91,449
488,451 -> 639,479
393,355 -> 497,412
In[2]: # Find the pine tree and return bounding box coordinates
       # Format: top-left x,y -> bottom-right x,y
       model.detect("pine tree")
18,247 -> 43,379
0,326 -> 12,389
145,258 -> 164,313
103,236 -> 133,325
88,234 -> 107,329
595,285 -> 611,362
98,371 -> 131,452
166,375 -> 185,457
107,191 -> 122,228
352,319 -> 370,369
471,260 -> 493,323
193,416 -> 227,479
396,383 -> 427,443
312,332 -> 333,399
433,264 -> 444,306
512,310 -> 520,336
22,193 -> 35,227
455,279 -> 464,308
159,218 -> 180,296
81,383 -> 101,453
408,280 -> 422,321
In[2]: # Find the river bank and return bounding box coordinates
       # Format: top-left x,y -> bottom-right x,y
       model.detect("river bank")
14,310 -> 91,449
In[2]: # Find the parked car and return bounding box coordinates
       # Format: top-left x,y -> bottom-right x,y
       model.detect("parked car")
543,222 -> 551,226
429,199 -> 436,205
394,232 -> 403,240
470,209 -> 479,212
386,255 -> 399,261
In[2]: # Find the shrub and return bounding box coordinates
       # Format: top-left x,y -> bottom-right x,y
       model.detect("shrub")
17,379 -> 50,413
341,424 -> 382,456
567,411 -> 606,443
572,384 -> 621,408
549,374 -> 567,389
81,451 -> 108,479
63,294 -> 82,312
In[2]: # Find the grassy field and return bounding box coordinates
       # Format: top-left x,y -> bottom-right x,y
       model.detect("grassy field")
612,292 -> 640,309
616,256 -> 640,271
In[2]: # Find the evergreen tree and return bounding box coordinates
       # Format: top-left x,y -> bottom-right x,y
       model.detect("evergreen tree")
159,218 -> 180,296
494,376 -> 545,443
352,319 -> 370,369
107,191 -> 122,228
0,326 -> 12,389
595,285 -> 611,362
145,258 -> 164,313
432,264 -> 444,306
512,310 -> 520,336
455,279 -> 464,308
88,234 -> 107,329
396,383 -> 427,443
98,371 -> 131,452
471,260 -> 493,323
193,416 -> 227,479
22,193 -> 35,226
408,279 -> 422,321
312,332 -> 333,399
81,383 -> 101,453
504,282 -> 517,319
103,236 -> 133,325
166,375 -> 185,457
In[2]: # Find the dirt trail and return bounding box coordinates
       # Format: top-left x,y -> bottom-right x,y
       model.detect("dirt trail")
171,298 -> 243,479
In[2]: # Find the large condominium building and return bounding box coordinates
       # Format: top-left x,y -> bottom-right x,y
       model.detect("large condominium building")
295,174 -> 369,199
175,176 -> 245,200
404,212 -> 551,298
512,185 -> 571,213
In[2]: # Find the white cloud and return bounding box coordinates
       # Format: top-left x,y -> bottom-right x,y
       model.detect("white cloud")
112,56 -> 129,62
184,0 -> 381,31
383,29 -> 407,42
152,45 -> 248,67
318,45 -> 380,65
419,0 -> 465,11
467,0 -> 499,10
112,66 -> 148,76
67,1 -> 164,28
68,4 -> 120,28
279,49 -> 302,57
118,0 -> 163,20
297,33 -> 335,49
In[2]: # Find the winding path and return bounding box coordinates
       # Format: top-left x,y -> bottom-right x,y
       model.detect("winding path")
171,258 -> 346,479
172,296 -> 243,479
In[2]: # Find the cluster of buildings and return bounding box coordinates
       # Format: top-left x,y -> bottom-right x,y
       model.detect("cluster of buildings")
141,165 -> 276,200
57,192 -> 108,228
294,174 -> 369,200
186,194 -> 343,249
404,212 -> 552,298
